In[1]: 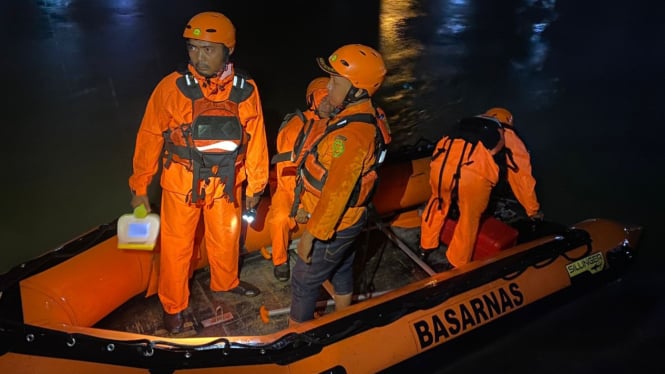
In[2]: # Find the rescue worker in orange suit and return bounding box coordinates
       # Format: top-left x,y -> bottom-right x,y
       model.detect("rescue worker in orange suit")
419,117 -> 506,268
268,77 -> 332,281
289,44 -> 391,324
128,12 -> 269,334
420,114 -> 543,268
484,107 -> 543,220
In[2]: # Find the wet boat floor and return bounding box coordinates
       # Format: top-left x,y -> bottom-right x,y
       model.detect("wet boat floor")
95,226 -> 452,338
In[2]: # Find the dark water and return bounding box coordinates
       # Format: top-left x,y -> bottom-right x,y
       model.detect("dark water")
2,0 -> 664,372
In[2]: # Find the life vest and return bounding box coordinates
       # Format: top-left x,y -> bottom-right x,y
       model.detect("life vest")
162,69 -> 254,203
290,106 -> 392,216
428,116 -> 505,219
270,109 -> 308,166
269,109 -> 310,189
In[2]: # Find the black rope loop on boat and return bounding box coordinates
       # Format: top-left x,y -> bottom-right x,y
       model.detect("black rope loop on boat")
532,256 -> 558,269
66,333 -> 235,357
502,247 -> 564,280
501,231 -> 592,280
267,331 -> 320,349
561,242 -> 592,262
148,337 -> 232,351
502,268 -> 527,281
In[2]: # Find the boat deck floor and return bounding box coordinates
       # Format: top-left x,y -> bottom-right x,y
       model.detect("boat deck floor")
94,226 -> 452,338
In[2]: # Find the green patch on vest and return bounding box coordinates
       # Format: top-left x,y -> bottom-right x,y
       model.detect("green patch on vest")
332,136 -> 346,158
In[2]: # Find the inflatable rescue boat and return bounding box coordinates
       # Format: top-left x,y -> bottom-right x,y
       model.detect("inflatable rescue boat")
0,140 -> 642,373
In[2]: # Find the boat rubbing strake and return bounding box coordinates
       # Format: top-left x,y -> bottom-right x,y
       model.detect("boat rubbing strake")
0,143 -> 642,373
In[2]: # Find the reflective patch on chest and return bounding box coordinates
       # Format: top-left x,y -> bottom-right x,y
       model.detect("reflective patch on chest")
332,135 -> 347,158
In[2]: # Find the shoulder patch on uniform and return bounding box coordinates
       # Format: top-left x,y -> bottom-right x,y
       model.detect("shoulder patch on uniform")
332,135 -> 347,158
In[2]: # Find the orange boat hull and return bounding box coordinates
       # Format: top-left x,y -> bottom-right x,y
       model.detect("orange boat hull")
0,150 -> 642,373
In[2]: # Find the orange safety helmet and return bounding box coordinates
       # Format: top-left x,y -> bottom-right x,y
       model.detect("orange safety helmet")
316,44 -> 386,96
484,107 -> 514,126
183,12 -> 236,49
305,77 -> 329,107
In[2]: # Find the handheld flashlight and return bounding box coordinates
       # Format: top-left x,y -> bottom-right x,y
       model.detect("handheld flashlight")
242,208 -> 257,224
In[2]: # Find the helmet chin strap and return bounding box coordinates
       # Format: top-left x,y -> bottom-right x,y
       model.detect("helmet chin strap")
331,86 -> 368,116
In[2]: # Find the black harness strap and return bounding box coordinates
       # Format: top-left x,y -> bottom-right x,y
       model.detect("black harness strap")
424,137 -> 452,222
170,69 -> 254,203
447,141 -> 472,220
289,113 -> 379,217
270,152 -> 292,165
271,109 -> 307,165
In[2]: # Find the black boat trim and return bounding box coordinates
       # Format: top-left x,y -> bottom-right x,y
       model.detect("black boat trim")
0,224 -> 601,371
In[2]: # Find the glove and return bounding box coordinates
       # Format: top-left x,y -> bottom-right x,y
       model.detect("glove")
131,194 -> 151,213
529,210 -> 544,221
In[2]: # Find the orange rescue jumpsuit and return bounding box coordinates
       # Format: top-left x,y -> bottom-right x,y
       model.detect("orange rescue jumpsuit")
504,127 -> 540,217
300,100 -> 378,240
420,138 -> 499,268
268,108 -> 320,266
129,64 -> 269,314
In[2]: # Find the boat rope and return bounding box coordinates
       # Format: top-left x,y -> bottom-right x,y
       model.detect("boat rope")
561,242 -> 592,261
67,333 -> 234,354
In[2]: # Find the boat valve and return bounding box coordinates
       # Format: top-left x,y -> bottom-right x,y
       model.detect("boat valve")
606,224 -> 642,273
